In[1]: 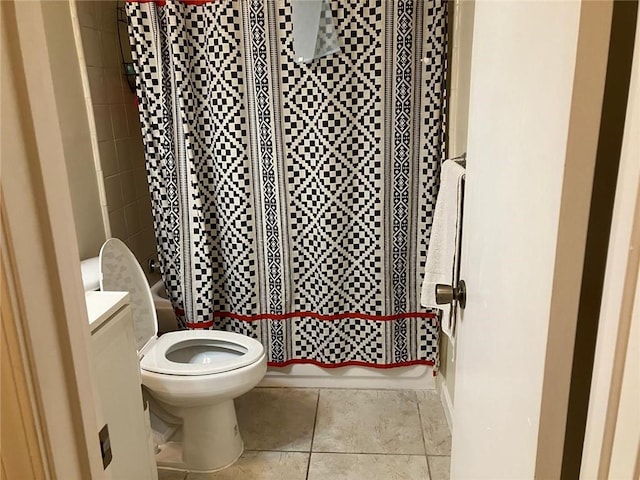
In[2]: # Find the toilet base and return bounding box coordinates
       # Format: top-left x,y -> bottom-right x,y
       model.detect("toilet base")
153,399 -> 245,472
156,440 -> 244,473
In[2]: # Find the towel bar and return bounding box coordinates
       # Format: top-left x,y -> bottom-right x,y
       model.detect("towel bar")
449,152 -> 467,168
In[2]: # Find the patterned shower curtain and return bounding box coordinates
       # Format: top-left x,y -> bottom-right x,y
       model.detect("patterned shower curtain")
126,0 -> 447,368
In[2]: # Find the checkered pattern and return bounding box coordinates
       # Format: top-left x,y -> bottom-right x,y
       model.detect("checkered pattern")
126,0 -> 447,366
295,318 -> 385,363
278,0 -> 384,317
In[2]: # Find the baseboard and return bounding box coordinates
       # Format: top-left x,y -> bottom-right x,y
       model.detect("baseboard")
259,363 -> 436,390
437,374 -> 454,431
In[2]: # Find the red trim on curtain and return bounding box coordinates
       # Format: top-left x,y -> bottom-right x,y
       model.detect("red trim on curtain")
185,319 -> 215,328
126,0 -> 166,5
266,359 -> 435,369
180,310 -> 437,328
126,0 -> 219,4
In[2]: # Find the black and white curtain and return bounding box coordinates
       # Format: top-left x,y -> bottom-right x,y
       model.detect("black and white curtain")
126,0 -> 447,368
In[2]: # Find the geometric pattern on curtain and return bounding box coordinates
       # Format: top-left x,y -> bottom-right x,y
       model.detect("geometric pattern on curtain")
126,0 -> 447,368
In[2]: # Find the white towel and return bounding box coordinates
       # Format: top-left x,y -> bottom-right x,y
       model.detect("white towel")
421,159 -> 465,341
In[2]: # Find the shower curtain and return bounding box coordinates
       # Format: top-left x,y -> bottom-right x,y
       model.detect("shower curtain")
126,0 -> 448,368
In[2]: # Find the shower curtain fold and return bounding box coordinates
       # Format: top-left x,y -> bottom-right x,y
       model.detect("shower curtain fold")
126,0 -> 448,368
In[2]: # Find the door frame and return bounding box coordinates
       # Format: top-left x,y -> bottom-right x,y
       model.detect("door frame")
1,1 -> 106,478
534,1 -> 616,476
581,5 -> 640,476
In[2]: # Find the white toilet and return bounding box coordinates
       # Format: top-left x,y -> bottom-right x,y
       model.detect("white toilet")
98,238 -> 267,472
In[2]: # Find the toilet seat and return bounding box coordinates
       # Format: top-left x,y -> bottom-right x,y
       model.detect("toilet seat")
141,330 -> 264,376
100,238 -> 158,353
99,238 -> 265,377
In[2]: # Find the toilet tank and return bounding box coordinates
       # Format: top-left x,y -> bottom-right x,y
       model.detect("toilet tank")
80,257 -> 101,291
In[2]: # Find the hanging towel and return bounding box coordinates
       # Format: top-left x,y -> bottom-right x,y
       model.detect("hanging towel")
421,159 -> 465,341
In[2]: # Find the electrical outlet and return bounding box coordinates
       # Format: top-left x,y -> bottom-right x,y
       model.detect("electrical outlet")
99,424 -> 112,469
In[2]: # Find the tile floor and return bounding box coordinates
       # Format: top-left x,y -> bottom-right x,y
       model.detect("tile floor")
158,388 -> 451,480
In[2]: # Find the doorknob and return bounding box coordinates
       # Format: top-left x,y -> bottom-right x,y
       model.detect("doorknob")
435,280 -> 467,309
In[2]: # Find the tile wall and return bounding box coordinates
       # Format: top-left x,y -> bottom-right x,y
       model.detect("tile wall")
75,0 -> 156,267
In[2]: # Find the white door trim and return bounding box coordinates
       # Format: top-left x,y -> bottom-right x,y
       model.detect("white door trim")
1,1 -> 106,478
581,7 -> 640,476
535,1 -> 613,475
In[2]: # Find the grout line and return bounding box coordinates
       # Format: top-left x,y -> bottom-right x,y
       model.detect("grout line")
241,448 -> 314,453
415,390 -> 433,479
242,449 -> 436,457
305,389 -> 321,480
254,386 -> 319,390
415,390 -> 429,455
304,451 -> 430,457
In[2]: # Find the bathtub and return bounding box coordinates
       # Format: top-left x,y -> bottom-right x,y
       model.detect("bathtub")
149,280 -> 435,390
150,279 -> 180,335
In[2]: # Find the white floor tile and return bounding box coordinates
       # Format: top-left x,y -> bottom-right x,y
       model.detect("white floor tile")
313,389 -> 425,454
158,468 -> 187,480
428,455 -> 451,480
417,391 -> 452,455
186,451 -> 308,480
308,453 -> 429,480
235,388 -> 318,451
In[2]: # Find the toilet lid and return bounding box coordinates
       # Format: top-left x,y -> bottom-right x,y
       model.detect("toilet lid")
140,330 -> 265,376
99,238 -> 157,352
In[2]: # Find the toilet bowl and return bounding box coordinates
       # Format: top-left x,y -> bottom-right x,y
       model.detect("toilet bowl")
99,239 -> 267,472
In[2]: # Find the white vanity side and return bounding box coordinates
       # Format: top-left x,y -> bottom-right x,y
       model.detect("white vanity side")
86,291 -> 158,480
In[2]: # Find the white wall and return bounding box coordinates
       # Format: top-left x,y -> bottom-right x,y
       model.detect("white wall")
42,0 -> 105,259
